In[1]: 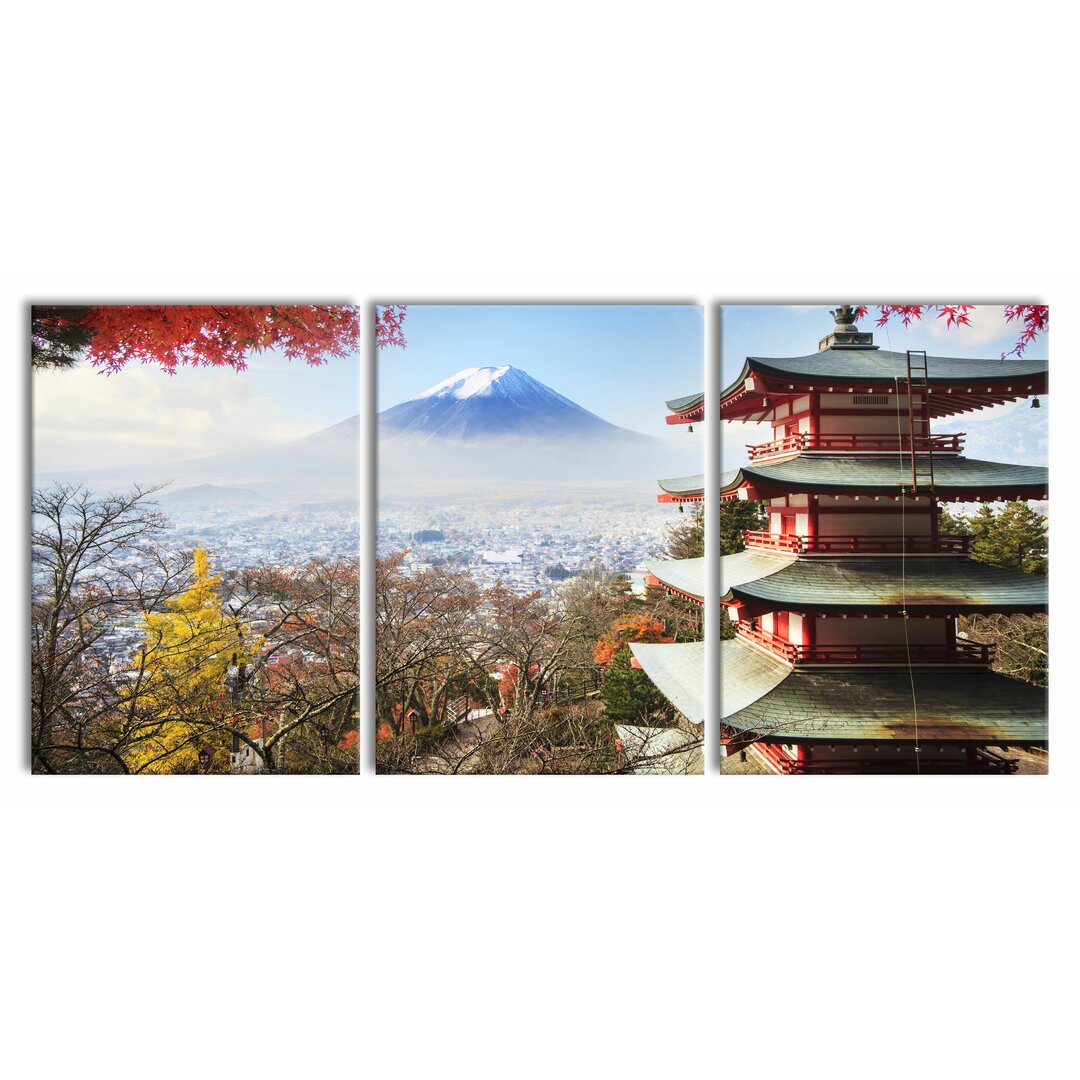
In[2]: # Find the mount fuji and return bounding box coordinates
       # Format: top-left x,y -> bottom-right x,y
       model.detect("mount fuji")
378,365 -> 646,443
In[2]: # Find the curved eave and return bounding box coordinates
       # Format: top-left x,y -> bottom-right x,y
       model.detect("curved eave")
615,725 -> 703,774
646,557 -> 705,604
629,641 -> 705,725
719,637 -> 791,717
717,455 -> 1048,502
665,391 -> 704,425
716,550 -> 797,601
725,556 -> 1048,615
721,648 -> 1047,744
657,473 -> 704,503
719,350 -> 1048,421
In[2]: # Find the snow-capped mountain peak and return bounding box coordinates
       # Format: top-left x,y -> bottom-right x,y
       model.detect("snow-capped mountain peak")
382,364 -> 645,444
413,365 -> 519,401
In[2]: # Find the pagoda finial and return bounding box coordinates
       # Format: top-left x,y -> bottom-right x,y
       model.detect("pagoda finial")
820,305 -> 876,351
830,305 -> 858,330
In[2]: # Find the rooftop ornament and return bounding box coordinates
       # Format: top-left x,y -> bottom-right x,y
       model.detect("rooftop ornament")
819,304 -> 877,351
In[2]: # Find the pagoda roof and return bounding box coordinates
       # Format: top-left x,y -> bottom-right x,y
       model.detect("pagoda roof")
615,725 -> 704,774
718,636 -> 791,716
721,554 -> 1047,613
718,454 -> 1048,500
646,557 -> 706,603
718,549 -> 796,592
743,347 -> 1046,386
721,347 -> 1047,419
629,640 -> 705,725
665,392 -> 704,425
657,473 -> 704,501
666,391 -> 703,413
720,638 -> 1047,743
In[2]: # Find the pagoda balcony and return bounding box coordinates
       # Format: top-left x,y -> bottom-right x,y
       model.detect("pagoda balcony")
743,740 -> 1021,775
741,530 -> 974,556
746,431 -> 964,461
734,623 -> 994,666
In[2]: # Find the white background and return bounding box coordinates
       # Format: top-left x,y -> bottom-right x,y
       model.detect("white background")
2,2 -> 1077,1078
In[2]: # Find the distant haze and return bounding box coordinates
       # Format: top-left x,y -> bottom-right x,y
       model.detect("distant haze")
36,413 -> 360,505
379,364 -> 700,498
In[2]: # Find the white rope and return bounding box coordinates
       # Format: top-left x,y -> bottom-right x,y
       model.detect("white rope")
889,329 -> 921,773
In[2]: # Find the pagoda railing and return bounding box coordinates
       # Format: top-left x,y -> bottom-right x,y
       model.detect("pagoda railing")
746,432 -> 964,460
742,531 -> 973,556
735,623 -> 994,666
741,741 -> 1019,774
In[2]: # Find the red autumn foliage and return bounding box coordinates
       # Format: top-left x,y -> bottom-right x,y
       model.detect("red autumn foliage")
593,614 -> 672,667
853,304 -> 1048,360
1002,304 -> 1050,359
73,305 -> 361,373
375,305 -> 407,349
497,661 -> 541,707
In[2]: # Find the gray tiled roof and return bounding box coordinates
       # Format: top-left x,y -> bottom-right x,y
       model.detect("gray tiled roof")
721,347 -> 1048,401
718,638 -> 791,716
646,557 -> 706,601
615,725 -> 704,775
719,454 -> 1048,496
657,473 -> 704,497
723,656 -> 1048,743
629,640 -> 705,725
665,391 -> 703,413
718,550 -> 796,593
727,556 -> 1047,612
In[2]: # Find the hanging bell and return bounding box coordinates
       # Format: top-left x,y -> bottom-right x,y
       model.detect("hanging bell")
687,424 -> 694,434
1031,397 -> 1041,409
678,504 -> 685,513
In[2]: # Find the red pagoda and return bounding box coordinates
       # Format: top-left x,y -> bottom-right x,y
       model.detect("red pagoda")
715,306 -> 1048,773
627,393 -> 706,771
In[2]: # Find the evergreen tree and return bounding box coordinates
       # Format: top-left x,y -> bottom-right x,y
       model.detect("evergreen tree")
663,500 -> 767,559
938,504 -> 973,536
718,500 -> 767,555
31,306 -> 94,369
969,502 -> 1048,575
665,504 -> 705,559
600,647 -> 674,724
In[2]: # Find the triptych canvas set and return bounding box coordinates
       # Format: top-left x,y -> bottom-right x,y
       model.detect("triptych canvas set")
30,303 -> 1049,775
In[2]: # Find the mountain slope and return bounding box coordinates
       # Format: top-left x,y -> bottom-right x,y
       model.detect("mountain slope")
379,365 -> 646,442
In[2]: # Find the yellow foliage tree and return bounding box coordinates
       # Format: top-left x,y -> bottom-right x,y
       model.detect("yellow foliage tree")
126,545 -> 259,774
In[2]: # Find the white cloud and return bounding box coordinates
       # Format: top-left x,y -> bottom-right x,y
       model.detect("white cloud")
924,305 -> 1010,346
33,365 -> 313,474
959,397 -> 1026,425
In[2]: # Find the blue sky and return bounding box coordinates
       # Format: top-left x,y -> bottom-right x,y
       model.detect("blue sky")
34,345 -> 359,475
721,305 -> 1049,469
377,304 -> 704,437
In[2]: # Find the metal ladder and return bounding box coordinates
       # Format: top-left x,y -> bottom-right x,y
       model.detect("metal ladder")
905,350 -> 935,494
